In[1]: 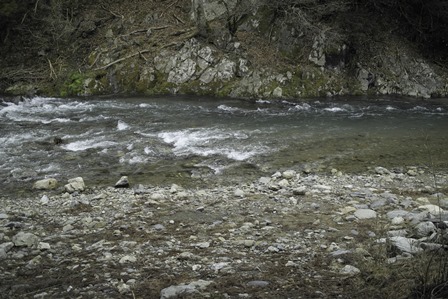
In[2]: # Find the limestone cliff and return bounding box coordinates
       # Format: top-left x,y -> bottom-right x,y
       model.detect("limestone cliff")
1,0 -> 447,99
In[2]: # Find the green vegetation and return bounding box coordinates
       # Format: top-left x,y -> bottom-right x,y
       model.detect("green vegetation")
60,73 -> 85,97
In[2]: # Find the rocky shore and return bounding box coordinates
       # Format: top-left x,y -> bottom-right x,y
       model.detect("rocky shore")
1,167 -> 448,298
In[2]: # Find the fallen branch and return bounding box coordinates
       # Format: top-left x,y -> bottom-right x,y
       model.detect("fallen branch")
95,49 -> 151,70
128,26 -> 170,35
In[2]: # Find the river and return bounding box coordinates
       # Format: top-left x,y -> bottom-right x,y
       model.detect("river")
1,95 -> 447,194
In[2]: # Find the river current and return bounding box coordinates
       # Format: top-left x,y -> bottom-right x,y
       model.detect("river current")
1,95 -> 447,194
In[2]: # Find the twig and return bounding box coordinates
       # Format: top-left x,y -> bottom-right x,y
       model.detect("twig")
128,26 -> 169,35
139,51 -> 148,62
173,14 -> 185,24
89,52 -> 102,68
48,59 -> 57,79
34,0 -> 40,13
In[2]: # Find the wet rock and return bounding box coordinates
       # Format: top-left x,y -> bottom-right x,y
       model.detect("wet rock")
115,176 -> 130,188
33,178 -> 58,190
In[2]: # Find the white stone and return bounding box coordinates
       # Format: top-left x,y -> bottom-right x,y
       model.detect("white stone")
33,178 -> 58,190
391,216 -> 405,225
340,265 -> 360,276
418,204 -> 444,216
160,280 -> 212,299
282,170 -> 296,179
38,242 -> 51,250
40,195 -> 49,205
354,209 -> 377,219
119,255 -> 137,264
65,177 -> 85,193
234,188 -> 245,197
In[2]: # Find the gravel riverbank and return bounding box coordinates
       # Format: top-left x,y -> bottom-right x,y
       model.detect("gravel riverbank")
1,166 -> 448,298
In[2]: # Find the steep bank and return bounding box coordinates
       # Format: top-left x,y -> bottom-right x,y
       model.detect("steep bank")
1,0 -> 447,99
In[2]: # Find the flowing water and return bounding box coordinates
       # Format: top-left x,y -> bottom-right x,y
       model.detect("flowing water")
1,95 -> 447,194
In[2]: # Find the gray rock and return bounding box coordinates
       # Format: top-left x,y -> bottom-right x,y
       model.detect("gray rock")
282,170 -> 296,179
0,242 -> 14,253
414,221 -> 437,238
119,255 -> 137,264
0,213 -> 9,219
375,166 -> 390,175
439,198 -> 448,209
12,232 -> 40,248
234,188 -> 245,197
387,210 -> 411,219
354,209 -> 377,219
340,265 -> 360,276
390,236 -> 422,254
160,280 -> 212,299
115,176 -> 130,188
65,177 -> 85,193
293,186 -> 307,195
33,178 -> 58,190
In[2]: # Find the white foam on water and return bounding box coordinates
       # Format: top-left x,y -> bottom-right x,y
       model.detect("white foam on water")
290,103 -> 312,111
62,139 -> 117,152
158,128 -> 266,161
386,105 -> 397,111
144,147 -> 154,155
117,120 -> 130,131
217,104 -> 240,112
256,99 -> 271,104
324,107 -> 346,112
80,115 -> 110,122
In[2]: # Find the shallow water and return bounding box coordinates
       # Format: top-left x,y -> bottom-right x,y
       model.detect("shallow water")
1,95 -> 447,193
